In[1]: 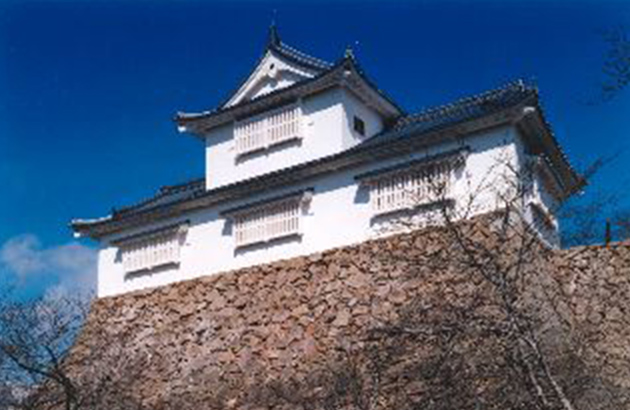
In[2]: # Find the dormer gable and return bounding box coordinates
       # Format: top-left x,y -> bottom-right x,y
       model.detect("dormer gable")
175,27 -> 404,151
223,26 -> 332,108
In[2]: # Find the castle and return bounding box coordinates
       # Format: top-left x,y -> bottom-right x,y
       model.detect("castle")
71,27 -> 580,298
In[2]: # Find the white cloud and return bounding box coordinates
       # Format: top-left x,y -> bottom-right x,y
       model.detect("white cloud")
0,234 -> 97,297
0,235 -> 45,278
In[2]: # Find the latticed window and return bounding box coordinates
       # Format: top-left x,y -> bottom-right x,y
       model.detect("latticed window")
370,162 -> 453,214
235,105 -> 301,155
121,236 -> 180,273
233,199 -> 301,247
115,224 -> 187,274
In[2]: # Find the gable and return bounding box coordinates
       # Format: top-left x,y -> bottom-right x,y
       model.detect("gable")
225,51 -> 320,107
223,26 -> 332,108
176,28 -> 403,134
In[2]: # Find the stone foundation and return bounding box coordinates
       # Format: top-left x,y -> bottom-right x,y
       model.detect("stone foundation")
73,223 -> 630,408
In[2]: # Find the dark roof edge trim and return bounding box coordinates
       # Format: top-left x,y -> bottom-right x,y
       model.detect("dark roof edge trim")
110,220 -> 190,246
175,62 -> 344,131
354,147 -> 470,182
516,109 -> 583,197
115,178 -> 205,217
73,106 -> 525,239
176,58 -> 402,135
221,43 -> 332,110
269,42 -> 332,71
220,188 -> 314,217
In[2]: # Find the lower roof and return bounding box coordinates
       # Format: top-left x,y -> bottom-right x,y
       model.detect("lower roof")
72,81 -> 582,239
175,56 -> 403,135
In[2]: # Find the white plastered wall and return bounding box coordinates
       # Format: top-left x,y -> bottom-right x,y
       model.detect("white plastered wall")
97,125 -> 536,297
340,88 -> 385,147
205,87 -> 385,190
506,127 -> 562,247
225,51 -> 320,108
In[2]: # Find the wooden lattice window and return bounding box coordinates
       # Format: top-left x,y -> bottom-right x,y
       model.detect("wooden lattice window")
370,162 -> 452,214
235,105 -> 301,156
233,199 -> 301,248
115,224 -> 187,274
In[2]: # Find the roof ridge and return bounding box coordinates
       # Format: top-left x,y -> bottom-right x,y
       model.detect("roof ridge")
114,177 -> 206,217
158,177 -> 205,194
526,90 -> 582,188
397,80 -> 536,128
265,25 -> 331,70
344,56 -> 406,116
272,41 -> 333,69
176,60 -> 344,122
74,78 -> 582,237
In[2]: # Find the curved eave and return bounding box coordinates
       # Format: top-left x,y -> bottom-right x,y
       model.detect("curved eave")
175,58 -> 403,137
78,81 -> 581,239
74,103 -> 533,240
516,103 -> 583,198
270,42 -> 332,71
221,43 -> 332,110
71,216 -> 113,238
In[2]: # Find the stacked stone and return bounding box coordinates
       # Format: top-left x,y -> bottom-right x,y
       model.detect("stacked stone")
77,229 -> 452,405
69,224 -> 630,409
552,243 -> 630,393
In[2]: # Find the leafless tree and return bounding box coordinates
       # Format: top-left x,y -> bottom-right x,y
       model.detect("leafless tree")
559,150 -> 630,247
0,292 -> 147,410
600,26 -> 630,102
247,155 -> 628,410
3,155 -> 628,410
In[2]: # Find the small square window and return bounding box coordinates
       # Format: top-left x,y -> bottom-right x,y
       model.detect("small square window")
353,116 -> 365,136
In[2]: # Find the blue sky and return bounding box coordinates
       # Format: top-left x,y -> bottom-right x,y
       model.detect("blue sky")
1,0 -> 630,298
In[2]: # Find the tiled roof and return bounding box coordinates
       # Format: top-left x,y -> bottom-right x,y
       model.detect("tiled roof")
270,40 -> 332,72
345,53 -> 405,118
175,56 -> 402,127
176,26 -> 403,126
177,27 -> 333,121
73,81 -> 581,237
363,80 -> 536,147
265,25 -> 332,72
113,177 -> 205,217
359,80 -> 580,190
174,64 -> 335,122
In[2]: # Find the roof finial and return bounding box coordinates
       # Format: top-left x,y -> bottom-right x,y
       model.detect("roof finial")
344,40 -> 360,60
344,44 -> 355,60
268,11 -> 281,48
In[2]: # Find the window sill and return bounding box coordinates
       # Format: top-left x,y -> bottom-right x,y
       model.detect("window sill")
124,261 -> 180,276
372,198 -> 455,218
235,135 -> 302,160
235,232 -> 302,250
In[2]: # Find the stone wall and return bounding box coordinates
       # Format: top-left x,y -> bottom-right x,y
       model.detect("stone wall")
74,224 -> 630,409
552,243 -> 630,391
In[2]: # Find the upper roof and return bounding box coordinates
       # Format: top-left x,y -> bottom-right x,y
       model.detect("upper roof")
221,26 -> 333,109
174,27 -> 403,136
72,80 -> 583,239
265,25 -> 332,69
